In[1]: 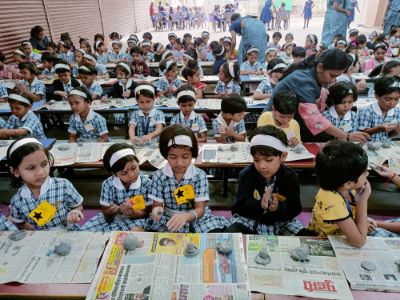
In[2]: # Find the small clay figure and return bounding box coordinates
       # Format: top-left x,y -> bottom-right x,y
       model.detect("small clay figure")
367,142 -> 381,151
184,239 -> 199,257
230,144 -> 238,151
216,239 -> 233,255
382,140 -> 392,148
54,240 -> 72,256
254,247 -> 271,265
290,244 -> 310,262
8,231 -> 27,241
123,234 -> 139,251
361,260 -> 377,272
48,100 -> 56,105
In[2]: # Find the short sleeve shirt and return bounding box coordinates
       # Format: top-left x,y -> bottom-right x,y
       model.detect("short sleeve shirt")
5,110 -> 46,140
257,112 -> 301,141
68,109 -> 108,140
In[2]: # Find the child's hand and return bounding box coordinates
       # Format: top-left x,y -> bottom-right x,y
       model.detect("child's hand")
288,137 -> 300,147
122,90 -> 130,98
261,186 -> 272,210
109,203 -> 121,215
367,217 -> 377,232
56,91 -> 68,98
255,69 -> 263,76
15,83 -> 27,92
120,201 -> 133,216
168,86 -> 177,94
355,180 -> 371,203
166,213 -> 188,232
140,134 -> 153,144
130,136 -> 140,144
268,193 -> 279,212
151,206 -> 164,222
67,209 -> 84,224
349,131 -> 370,143
224,127 -> 235,137
380,123 -> 397,132
374,165 -> 394,178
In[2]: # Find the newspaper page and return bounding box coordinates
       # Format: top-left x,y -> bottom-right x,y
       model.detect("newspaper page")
175,283 -> 251,300
196,98 -> 222,110
134,145 -> 167,169
286,144 -> 315,162
247,235 -> 353,300
50,142 -> 79,166
0,231 -> 108,284
329,236 -> 400,292
0,140 -> 13,160
91,98 -> 137,110
202,143 -> 252,164
86,232 -> 250,300
366,142 -> 400,172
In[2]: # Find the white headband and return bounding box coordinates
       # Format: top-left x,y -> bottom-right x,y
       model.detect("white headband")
272,63 -> 287,71
168,135 -> 193,147
69,89 -> 88,99
14,49 -> 26,57
117,62 -> 131,75
135,85 -> 155,95
283,43 -> 293,50
265,48 -> 276,55
162,50 -> 173,60
223,37 -> 232,44
112,41 -> 122,46
8,94 -> 30,105
246,47 -> 259,55
216,46 -> 225,56
250,135 -> 287,152
182,53 -> 194,61
308,34 -> 316,45
228,62 -> 235,78
22,41 -> 31,47
164,60 -> 174,73
177,90 -> 196,100
141,41 -> 151,47
127,39 -> 137,44
156,44 -> 163,52
337,40 -> 347,45
84,53 -> 96,61
390,81 -> 400,88
76,48 -> 86,55
374,43 -> 387,50
78,65 -> 91,73
9,138 -> 42,156
168,33 -> 177,38
55,63 -> 71,71
349,29 -> 358,35
58,41 -> 65,46
95,41 -> 102,50
110,148 -> 136,167
201,32 -> 210,37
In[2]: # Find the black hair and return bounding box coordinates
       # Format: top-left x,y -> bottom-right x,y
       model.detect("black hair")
181,65 -> 199,80
68,86 -> 92,103
159,59 -> 177,73
272,90 -> 298,114
281,48 -> 350,81
130,46 -> 142,55
159,124 -> 198,159
307,34 -> 318,46
94,33 -> 105,43
153,42 -> 163,53
231,13 -> 241,22
221,93 -> 246,114
212,44 -> 225,58
327,81 -> 358,106
316,141 -> 368,191
41,52 -> 58,64
334,39 -> 347,47
7,139 -> 54,188
349,29 -> 359,37
78,63 -> 97,76
292,46 -> 306,58
18,62 -> 39,76
209,41 -> 219,51
381,60 -> 400,76
272,32 -> 282,39
356,34 -> 367,45
80,40 -> 92,53
345,53 -> 359,72
221,61 -> 240,82
267,58 -> 286,73
115,64 -> 131,77
54,59 -> 71,74
372,42 -> 388,52
285,33 -> 294,40
94,41 -> 104,52
176,85 -> 196,103
30,25 -> 44,38
109,32 -> 121,40
183,33 -> 192,39
333,34 -> 345,41
194,37 -> 204,48
0,51 -> 6,62
135,83 -> 155,99
174,38 -> 182,46
103,143 -> 138,174
184,48 -> 198,61
59,40 -> 71,49
374,76 -> 400,97
142,32 -> 152,40
249,125 -> 288,157
47,41 -> 58,49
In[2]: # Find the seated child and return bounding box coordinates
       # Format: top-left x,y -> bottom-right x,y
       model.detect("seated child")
170,85 -> 207,143
214,61 -> 241,96
358,76 -> 400,142
253,58 -> 287,100
292,46 -> 306,64
82,143 -> 151,232
21,41 -> 41,63
181,63 -> 206,98
257,91 -> 300,146
15,62 -> 45,102
67,87 -> 109,142
240,47 -> 264,75
226,125 -> 303,234
0,82 -> 8,102
267,32 -> 282,50
94,41 -> 109,65
212,44 -> 226,75
264,48 -> 278,70
148,124 -> 229,232
82,53 -> 108,79
222,37 -> 238,61
141,41 -> 154,62
305,34 -> 318,57
58,40 -> 75,65
212,93 -> 246,143
78,64 -> 103,100
308,141 -> 370,248
153,42 -> 165,62
336,53 -> 367,92
39,52 -> 57,78
109,41 -> 129,64
362,42 -> 389,73
155,60 -> 182,97
0,93 -> 46,140
279,43 -> 294,65
130,46 -> 150,77
51,62 -> 80,101
129,84 -> 165,144
8,138 -> 84,230
71,48 -> 85,78
0,213 -> 17,231
107,62 -> 137,98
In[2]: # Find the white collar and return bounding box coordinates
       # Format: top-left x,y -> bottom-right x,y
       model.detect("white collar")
63,80 -> 72,87
74,109 -> 95,121
216,113 -> 237,128
112,175 -> 141,191
118,78 -> 133,89
225,80 -> 234,88
162,163 -> 197,179
372,102 -> 394,117
24,77 -> 39,87
20,110 -> 32,122
85,80 -> 98,89
138,108 -> 156,117
329,106 -> 352,120
180,110 -> 195,120
20,177 -> 52,198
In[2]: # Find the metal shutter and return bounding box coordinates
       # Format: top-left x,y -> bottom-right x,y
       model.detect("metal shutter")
132,0 -> 152,33
0,0 -> 50,62
99,0 -> 136,37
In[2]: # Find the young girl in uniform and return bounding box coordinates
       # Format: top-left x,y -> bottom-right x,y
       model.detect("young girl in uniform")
67,87 -> 109,142
58,41 -> 75,65
109,41 -> 129,64
0,93 -> 46,140
170,85 -> 207,143
78,64 -> 103,100
51,62 -> 80,101
214,61 -> 241,96
181,64 -> 205,98
82,53 -> 108,79
305,34 -> 318,57
107,62 -> 137,98
15,62 -> 45,102
155,60 -> 182,97
81,143 -> 151,232
148,124 -> 229,233
8,138 -> 84,230
129,84 -> 165,144
240,48 -> 264,75
94,41 -> 109,65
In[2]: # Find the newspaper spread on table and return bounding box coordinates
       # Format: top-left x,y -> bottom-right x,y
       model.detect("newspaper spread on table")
247,235 -> 353,300
91,98 -> 137,110
86,232 -> 251,300
0,140 -> 13,160
134,144 -> 167,169
329,236 -> 400,292
0,231 -> 108,284
366,141 -> 400,173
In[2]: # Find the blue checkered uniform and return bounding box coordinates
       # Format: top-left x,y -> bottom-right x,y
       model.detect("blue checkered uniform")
145,52 -> 155,62
212,113 -> 246,143
68,109 -> 108,140
214,80 -> 241,95
30,52 -> 42,63
0,214 -> 17,231
58,52 -> 75,64
155,76 -> 183,97
62,81 -> 76,94
323,107 -> 358,133
41,67 -> 55,77
97,53 -> 109,65
19,78 -> 46,99
5,110 -> 46,139
95,63 -> 107,75
129,108 -> 165,137
10,177 -> 83,230
369,218 -> 400,237
147,164 -> 230,232
108,52 -> 129,61
0,117 -> 5,128
256,79 -> 273,94
170,111 -> 207,136
358,103 -> 400,141
0,83 -> 8,99
72,63 -> 79,77
83,81 -> 103,98
240,60 -> 264,72
81,175 -> 151,232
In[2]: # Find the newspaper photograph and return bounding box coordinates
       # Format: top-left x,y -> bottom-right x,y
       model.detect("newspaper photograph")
201,143 -> 252,164
247,235 -> 353,300
366,141 -> 400,172
0,231 -> 108,284
329,236 -> 400,292
86,232 -> 249,300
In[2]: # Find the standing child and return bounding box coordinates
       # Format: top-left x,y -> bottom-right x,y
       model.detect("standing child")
0,93 -> 46,140
155,60 -> 182,97
78,65 -> 103,100
130,47 -> 150,77
82,143 -> 151,232
240,48 -> 264,75
212,93 -> 246,143
303,0 -> 314,29
51,62 -> 80,101
107,62 -> 137,98
109,41 -> 129,64
214,61 -> 241,96
170,85 -> 207,142
129,84 -> 165,144
308,141 -> 370,248
58,41 -> 75,65
358,76 -> 400,142
67,87 -> 109,142
8,138 -> 84,230
148,124 -> 229,233
226,125 -> 303,234
15,62 -> 45,102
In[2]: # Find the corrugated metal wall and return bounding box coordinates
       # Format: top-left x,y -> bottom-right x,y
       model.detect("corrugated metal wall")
0,0 -> 151,62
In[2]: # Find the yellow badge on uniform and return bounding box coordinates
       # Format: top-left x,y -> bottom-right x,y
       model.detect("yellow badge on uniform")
253,189 -> 261,200
275,193 -> 287,202
174,184 -> 195,205
128,195 -> 146,210
84,123 -> 94,132
191,123 -> 199,132
29,200 -> 56,226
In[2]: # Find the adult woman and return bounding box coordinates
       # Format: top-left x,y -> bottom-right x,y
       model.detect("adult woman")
265,49 -> 369,143
321,1 -> 352,47
384,0 -> 400,35
230,13 -> 269,65
347,0 -> 360,28
29,26 -> 50,52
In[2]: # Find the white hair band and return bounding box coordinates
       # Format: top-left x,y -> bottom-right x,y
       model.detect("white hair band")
374,43 -> 387,50
141,41 -> 151,47
168,135 -> 193,147
201,31 -> 210,37
337,40 -> 347,45
177,90 -> 196,100
246,47 -> 259,55
110,148 -> 136,167
84,53 -> 96,61
22,41 -> 31,46
117,62 -> 131,75
156,44 -> 163,52
55,63 -> 71,71
216,46 -> 225,56
69,89 -> 87,99
58,41 -> 65,46
250,135 -> 287,152
390,81 -> 400,88
76,48 -> 86,55
164,60 -> 174,73
8,94 -> 30,105
182,53 -> 194,61
112,41 -> 122,46
135,85 -> 155,95
223,37 -> 232,44
9,138 -> 42,156
14,49 -> 26,57
265,48 -> 277,55
78,65 -> 91,73
272,63 -> 287,71
168,33 -> 177,38
161,50 -> 173,60
228,62 -> 235,78
308,34 -> 316,45
95,41 -> 102,50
